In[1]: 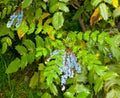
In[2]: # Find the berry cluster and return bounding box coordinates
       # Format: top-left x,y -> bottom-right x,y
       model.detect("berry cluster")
7,8 -> 23,28
46,50 -> 81,91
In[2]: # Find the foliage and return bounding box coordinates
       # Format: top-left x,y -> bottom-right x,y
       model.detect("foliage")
0,0 -> 120,98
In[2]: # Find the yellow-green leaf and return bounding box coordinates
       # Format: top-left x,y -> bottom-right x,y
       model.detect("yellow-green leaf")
112,0 -> 119,8
99,3 -> 108,20
29,72 -> 38,88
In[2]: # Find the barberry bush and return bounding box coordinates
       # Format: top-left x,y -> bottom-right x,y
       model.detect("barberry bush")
1,0 -> 120,98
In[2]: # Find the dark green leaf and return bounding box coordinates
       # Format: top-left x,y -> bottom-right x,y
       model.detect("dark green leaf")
72,6 -> 83,20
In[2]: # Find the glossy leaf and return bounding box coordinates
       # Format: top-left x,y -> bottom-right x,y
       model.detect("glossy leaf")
6,58 -> 20,74
52,12 -> 64,30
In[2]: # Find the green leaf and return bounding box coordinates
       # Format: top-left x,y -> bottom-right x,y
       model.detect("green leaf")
58,2 -> 69,12
6,58 -> 20,74
99,3 -> 108,20
77,32 -> 83,40
76,84 -> 90,93
106,89 -> 115,98
66,85 -> 76,94
15,45 -> 27,55
23,39 -> 35,51
113,7 -> 120,18
27,23 -> 36,34
72,6 -> 83,20
91,0 -> 102,7
29,72 -> 38,88
91,30 -> 99,42
77,92 -> 89,98
20,55 -> 28,69
27,51 -> 35,64
84,30 -> 91,41
49,3 -> 58,13
22,0 -> 33,8
88,70 -> 95,85
64,92 -> 74,98
41,92 -> 51,98
35,8 -> 42,19
49,83 -> 58,96
59,0 -> 69,3
94,78 -> 103,93
1,8 -> 7,19
1,42 -> 7,54
52,12 -> 64,30
103,72 -> 118,81
7,5 -> 12,15
94,65 -> 108,76
35,35 -> 44,48
35,24 -> 43,34
111,46 -> 120,61
104,0 -> 112,4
